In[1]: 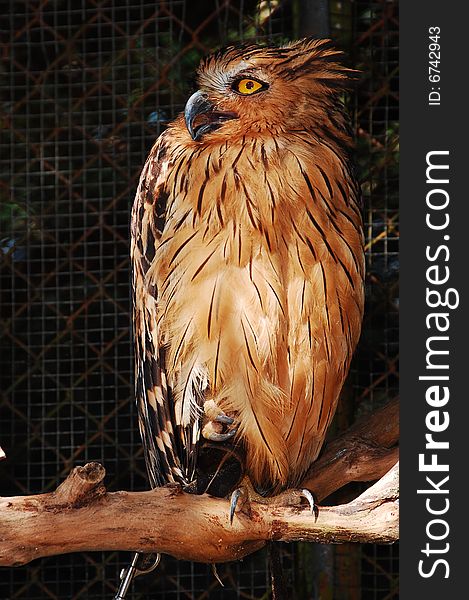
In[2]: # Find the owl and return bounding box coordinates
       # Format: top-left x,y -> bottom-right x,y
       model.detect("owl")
131,38 -> 364,505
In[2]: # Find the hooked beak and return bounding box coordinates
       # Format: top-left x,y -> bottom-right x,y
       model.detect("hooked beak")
184,90 -> 238,141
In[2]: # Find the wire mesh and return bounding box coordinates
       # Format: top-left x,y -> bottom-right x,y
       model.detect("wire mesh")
331,1 -> 399,598
0,0 -> 398,598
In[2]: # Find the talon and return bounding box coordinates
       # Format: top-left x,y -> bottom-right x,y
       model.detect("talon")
202,400 -> 236,442
228,477 -> 261,524
229,488 -> 242,524
215,414 -> 234,425
301,488 -> 318,520
206,428 -> 237,442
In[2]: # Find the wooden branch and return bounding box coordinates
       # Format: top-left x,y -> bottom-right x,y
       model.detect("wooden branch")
0,461 -> 398,567
0,401 -> 399,567
302,398 -> 399,500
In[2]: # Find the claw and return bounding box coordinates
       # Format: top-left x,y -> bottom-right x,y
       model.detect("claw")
214,414 -> 234,425
301,488 -> 318,521
202,400 -> 236,442
206,428 -> 237,442
229,487 -> 242,524
228,477 -> 259,524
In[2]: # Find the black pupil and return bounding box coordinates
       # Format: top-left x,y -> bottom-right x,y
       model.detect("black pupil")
246,80 -> 254,89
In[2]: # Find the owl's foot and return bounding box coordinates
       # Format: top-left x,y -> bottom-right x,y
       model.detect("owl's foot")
229,478 -> 318,524
202,400 -> 237,442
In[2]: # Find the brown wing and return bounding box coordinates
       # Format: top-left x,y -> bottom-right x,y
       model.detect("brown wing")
131,131 -> 200,488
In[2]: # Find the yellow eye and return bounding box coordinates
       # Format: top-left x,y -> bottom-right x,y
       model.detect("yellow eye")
234,78 -> 266,95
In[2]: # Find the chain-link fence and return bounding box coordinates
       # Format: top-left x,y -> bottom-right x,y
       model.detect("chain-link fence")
0,1 -> 398,598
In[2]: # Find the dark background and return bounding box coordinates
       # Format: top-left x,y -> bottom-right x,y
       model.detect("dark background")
0,1 -> 398,598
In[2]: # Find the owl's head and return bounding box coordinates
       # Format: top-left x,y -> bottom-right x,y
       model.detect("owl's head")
183,38 -> 356,142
